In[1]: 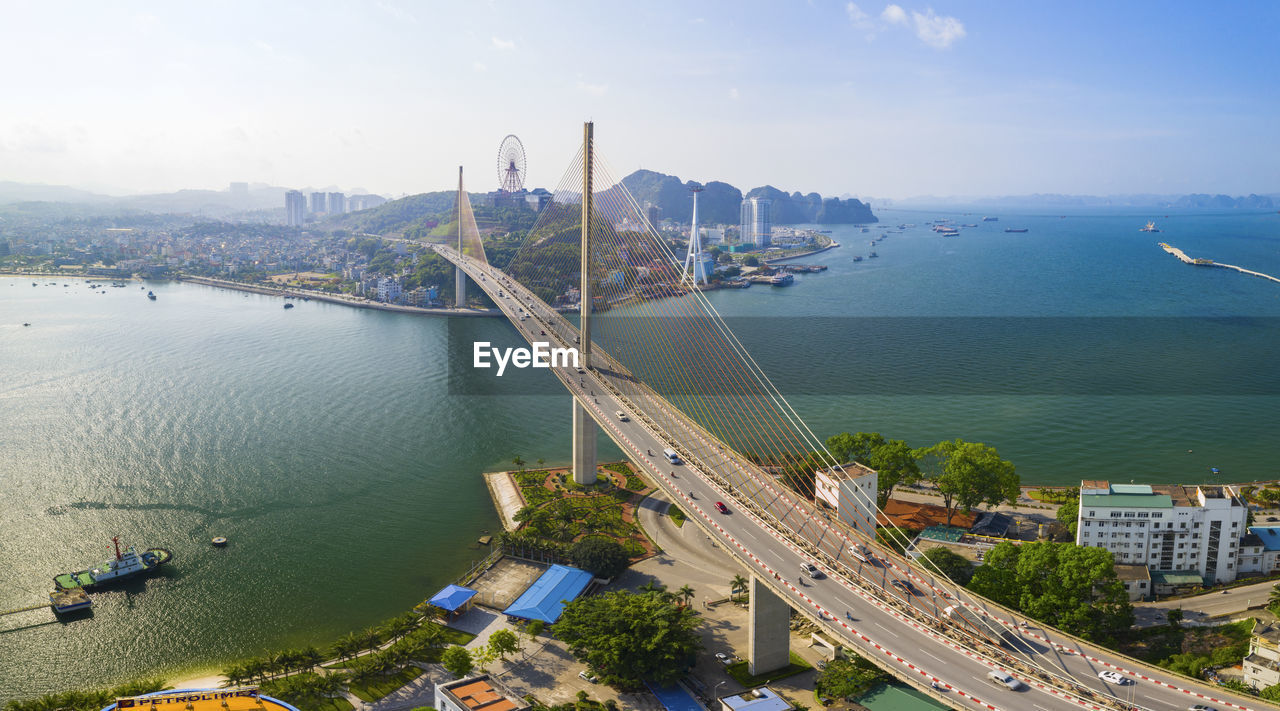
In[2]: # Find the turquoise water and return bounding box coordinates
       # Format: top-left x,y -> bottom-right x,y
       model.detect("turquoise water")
1,206 -> 1278,699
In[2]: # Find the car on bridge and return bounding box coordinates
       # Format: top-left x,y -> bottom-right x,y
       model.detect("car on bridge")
987,670 -> 1023,690
1187,705 -> 1218,711
890,579 -> 917,594
801,562 -> 823,579
615,410 -> 629,421
714,501 -> 729,514
1097,670 -> 1132,685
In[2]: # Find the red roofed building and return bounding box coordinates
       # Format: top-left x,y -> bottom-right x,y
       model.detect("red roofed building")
878,498 -> 977,531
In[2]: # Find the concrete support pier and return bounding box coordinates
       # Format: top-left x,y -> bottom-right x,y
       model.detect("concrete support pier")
454,267 -> 466,308
748,575 -> 791,675
572,400 -> 597,485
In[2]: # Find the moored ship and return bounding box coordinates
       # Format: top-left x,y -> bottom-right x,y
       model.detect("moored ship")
1140,221 -> 1160,232
54,537 -> 172,590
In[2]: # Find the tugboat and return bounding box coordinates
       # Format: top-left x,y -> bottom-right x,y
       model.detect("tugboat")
54,537 -> 172,590
146,290 -> 156,300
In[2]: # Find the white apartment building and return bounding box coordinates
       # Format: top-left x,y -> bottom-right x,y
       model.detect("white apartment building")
739,197 -> 772,247
1076,480 -> 1247,586
815,462 -> 878,535
1244,620 -> 1280,691
376,276 -> 402,303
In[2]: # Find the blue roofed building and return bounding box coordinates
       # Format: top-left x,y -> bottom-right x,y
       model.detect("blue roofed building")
502,564 -> 593,624
429,584 -> 478,620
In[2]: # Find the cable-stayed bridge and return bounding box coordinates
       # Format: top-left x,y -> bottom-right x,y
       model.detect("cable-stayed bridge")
434,124 -> 1266,711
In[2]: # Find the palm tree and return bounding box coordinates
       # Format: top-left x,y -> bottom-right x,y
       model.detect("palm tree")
331,632 -> 363,664
678,584 -> 695,608
640,580 -> 666,596
361,627 -> 382,654
222,663 -> 247,687
536,458 -> 545,468
299,646 -> 323,672
512,455 -> 525,471
731,574 -> 749,603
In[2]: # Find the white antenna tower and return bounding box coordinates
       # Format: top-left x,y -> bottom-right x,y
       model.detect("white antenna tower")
682,187 -> 708,286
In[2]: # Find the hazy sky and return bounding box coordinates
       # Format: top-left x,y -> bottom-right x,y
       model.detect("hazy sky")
2,1 -> 1277,199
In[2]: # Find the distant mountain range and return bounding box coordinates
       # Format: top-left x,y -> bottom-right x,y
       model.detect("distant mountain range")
616,169 -> 877,225
890,192 -> 1280,209
0,181 -> 378,218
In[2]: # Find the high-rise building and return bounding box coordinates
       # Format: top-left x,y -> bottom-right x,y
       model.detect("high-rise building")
285,190 -> 307,227
327,192 -> 346,215
310,192 -> 326,215
1076,480 -> 1247,589
739,197 -> 772,247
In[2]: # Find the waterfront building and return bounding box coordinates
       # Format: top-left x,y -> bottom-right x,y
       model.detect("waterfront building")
376,276 -> 402,303
1244,620 -> 1280,691
327,192 -> 346,215
435,675 -> 529,711
284,190 -> 306,227
814,462 -> 878,534
1076,481 -> 1247,586
1239,527 -> 1280,575
310,192 -> 327,215
739,197 -> 772,248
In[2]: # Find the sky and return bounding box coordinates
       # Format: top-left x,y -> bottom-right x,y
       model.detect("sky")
1,1 -> 1278,200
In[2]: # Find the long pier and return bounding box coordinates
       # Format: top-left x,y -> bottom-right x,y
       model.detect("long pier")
1159,242 -> 1280,284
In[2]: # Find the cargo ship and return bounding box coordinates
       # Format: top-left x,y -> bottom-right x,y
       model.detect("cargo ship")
54,537 -> 172,590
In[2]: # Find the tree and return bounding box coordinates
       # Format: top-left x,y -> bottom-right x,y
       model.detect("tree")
512,455 -> 526,471
967,541 -> 1133,642
916,546 -> 975,586
825,432 -> 919,506
915,439 -> 1019,526
1056,498 -> 1080,537
730,574 -> 749,603
441,645 -> 474,678
555,589 -> 702,689
569,537 -> 631,579
1269,585 -> 1280,616
866,439 -> 921,506
743,255 -> 760,267
487,628 -> 521,662
1166,609 -> 1183,628
678,584 -> 695,608
814,656 -> 886,699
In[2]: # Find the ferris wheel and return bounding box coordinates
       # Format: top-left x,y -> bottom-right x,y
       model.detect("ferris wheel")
497,135 -> 526,193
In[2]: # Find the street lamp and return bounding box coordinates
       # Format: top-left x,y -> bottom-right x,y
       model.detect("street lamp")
713,681 -> 727,706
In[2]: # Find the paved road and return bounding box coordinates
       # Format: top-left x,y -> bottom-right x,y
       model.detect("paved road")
438,244 -> 1272,711
1134,579 -> 1278,628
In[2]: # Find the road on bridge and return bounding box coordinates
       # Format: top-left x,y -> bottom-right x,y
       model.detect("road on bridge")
437,243 -> 1268,711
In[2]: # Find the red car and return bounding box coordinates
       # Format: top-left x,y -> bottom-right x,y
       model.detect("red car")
715,501 -> 729,514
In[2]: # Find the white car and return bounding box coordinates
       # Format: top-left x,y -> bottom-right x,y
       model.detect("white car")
986,670 -> 1023,690
578,670 -> 598,684
715,652 -> 734,665
1097,670 -> 1132,685
615,410 -> 629,421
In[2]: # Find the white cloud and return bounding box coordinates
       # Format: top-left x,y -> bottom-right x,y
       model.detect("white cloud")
881,4 -> 908,26
912,9 -> 966,48
729,87 -> 740,100
473,62 -> 487,73
491,36 -> 515,51
846,2 -> 872,29
576,80 -> 608,96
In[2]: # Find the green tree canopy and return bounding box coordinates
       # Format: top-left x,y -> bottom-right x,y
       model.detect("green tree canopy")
487,628 -> 521,661
1056,498 -> 1080,537
441,645 -> 474,678
825,432 -> 921,506
916,546 -> 975,586
569,537 -> 632,579
967,541 -> 1133,641
915,439 -> 1019,526
555,589 -> 702,689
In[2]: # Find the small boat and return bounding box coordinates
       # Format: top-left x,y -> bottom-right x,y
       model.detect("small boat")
983,216 -> 998,222
283,303 -> 294,309
23,323 -> 30,327
211,536 -> 228,547
868,252 -> 878,258
146,291 -> 156,300
1139,221 -> 1160,233
768,273 -> 795,286
54,537 -> 172,590
1005,228 -> 1029,233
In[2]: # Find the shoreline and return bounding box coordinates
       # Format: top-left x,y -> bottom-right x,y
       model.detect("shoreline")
764,240 -> 840,264
175,275 -> 503,317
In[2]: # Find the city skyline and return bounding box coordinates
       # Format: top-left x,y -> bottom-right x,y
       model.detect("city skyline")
1,1 -> 1277,200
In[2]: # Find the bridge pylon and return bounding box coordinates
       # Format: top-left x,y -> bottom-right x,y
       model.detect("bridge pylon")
748,575 -> 792,675
573,121 -> 598,485
455,166 -> 467,307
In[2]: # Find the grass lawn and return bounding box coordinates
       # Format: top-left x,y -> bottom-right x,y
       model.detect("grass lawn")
347,666 -> 425,702
668,505 -> 686,528
725,651 -> 812,687
309,698 -> 355,711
